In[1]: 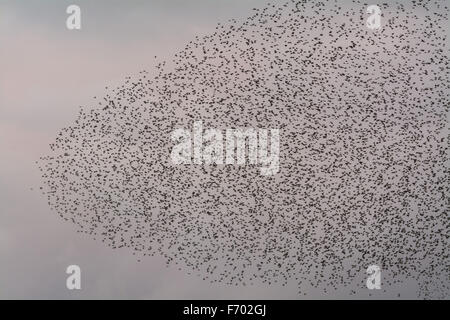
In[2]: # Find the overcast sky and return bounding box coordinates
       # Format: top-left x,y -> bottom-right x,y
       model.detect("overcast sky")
0,0 -> 436,299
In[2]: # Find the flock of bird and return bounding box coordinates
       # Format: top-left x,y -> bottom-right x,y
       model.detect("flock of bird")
38,0 -> 449,298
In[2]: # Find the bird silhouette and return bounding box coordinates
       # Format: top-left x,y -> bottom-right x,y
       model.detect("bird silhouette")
37,0 -> 449,299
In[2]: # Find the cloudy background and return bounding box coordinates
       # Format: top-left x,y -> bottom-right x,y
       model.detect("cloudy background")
0,0 -> 444,299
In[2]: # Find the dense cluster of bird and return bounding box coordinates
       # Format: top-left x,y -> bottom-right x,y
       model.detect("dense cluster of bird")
38,0 -> 449,298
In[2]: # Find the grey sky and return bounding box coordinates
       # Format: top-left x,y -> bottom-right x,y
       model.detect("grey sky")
0,0 -> 445,299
